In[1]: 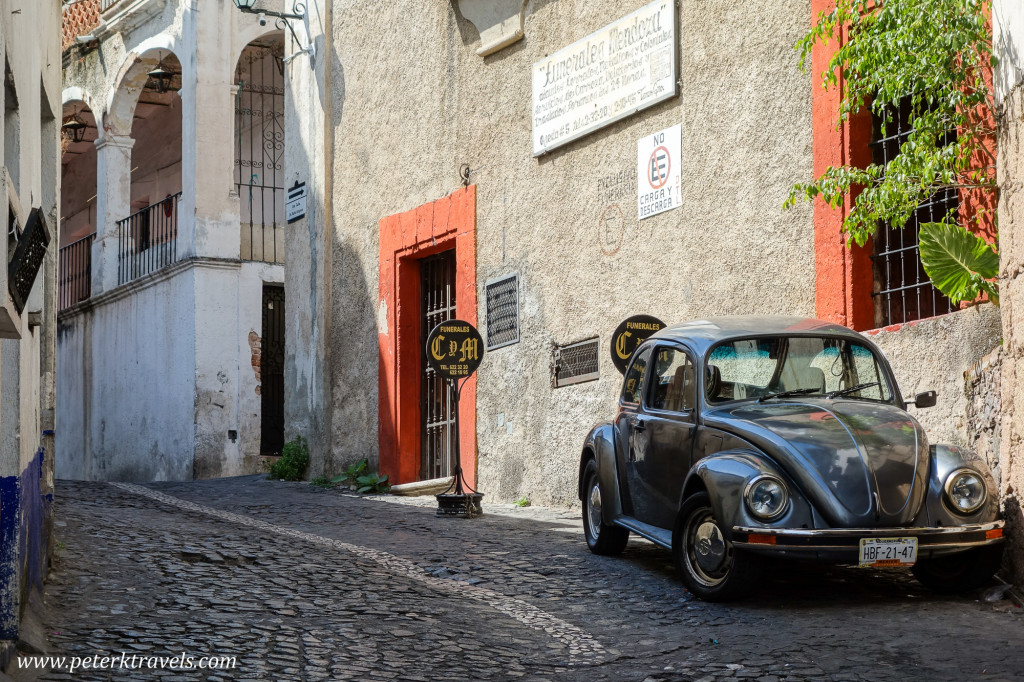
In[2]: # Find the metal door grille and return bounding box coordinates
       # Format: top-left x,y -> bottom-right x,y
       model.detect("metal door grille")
485,273 -> 519,349
235,38 -> 286,264
870,98 -> 957,327
421,251 -> 457,480
261,285 -> 286,455
553,338 -> 600,387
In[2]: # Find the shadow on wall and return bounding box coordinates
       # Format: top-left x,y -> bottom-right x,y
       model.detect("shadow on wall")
1003,494 -> 1024,587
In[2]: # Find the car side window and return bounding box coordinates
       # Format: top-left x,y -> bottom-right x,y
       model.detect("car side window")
621,346 -> 652,404
647,347 -> 695,412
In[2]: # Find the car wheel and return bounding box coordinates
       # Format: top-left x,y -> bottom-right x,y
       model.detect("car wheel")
672,491 -> 762,601
911,545 -> 1004,594
581,459 -> 629,555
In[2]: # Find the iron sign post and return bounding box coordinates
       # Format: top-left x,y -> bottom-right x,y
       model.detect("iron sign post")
425,319 -> 485,518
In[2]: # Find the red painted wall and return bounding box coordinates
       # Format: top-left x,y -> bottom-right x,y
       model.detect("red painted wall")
811,0 -> 875,331
378,186 -> 478,487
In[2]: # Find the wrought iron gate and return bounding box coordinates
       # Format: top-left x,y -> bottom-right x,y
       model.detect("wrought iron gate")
420,251 -> 457,480
235,37 -> 285,263
261,284 -> 286,456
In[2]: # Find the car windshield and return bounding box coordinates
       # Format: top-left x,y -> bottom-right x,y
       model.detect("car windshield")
705,336 -> 894,404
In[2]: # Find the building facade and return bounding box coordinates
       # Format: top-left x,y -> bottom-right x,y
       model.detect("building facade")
0,0 -> 61,664
280,0 -> 1001,507
58,0 -> 290,481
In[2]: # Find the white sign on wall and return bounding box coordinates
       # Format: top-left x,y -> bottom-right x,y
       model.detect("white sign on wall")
637,124 -> 681,220
286,181 -> 307,224
532,0 -> 677,156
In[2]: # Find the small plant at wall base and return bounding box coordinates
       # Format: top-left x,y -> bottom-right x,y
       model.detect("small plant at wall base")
268,436 -> 310,481
331,459 -> 390,494
784,0 -> 1000,305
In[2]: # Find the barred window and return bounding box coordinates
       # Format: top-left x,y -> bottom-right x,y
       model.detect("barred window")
870,98 -> 957,327
553,338 -> 600,388
485,274 -> 519,349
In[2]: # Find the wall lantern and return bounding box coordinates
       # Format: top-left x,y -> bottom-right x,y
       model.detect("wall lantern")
61,112 -> 88,144
147,53 -> 176,94
230,0 -> 315,62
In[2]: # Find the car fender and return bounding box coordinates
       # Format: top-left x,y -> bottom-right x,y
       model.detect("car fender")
919,444 -> 1001,526
684,450 -> 815,535
579,423 -> 623,525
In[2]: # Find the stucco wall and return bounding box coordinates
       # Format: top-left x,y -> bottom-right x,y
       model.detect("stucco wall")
56,266 -> 197,481
306,0 -> 815,502
996,0 -> 1024,586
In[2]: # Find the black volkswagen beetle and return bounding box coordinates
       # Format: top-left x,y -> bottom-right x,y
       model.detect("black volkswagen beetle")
579,317 -> 1005,601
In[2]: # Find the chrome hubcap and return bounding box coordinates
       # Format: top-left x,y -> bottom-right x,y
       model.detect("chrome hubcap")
693,521 -> 726,572
587,482 -> 602,539
683,507 -> 733,587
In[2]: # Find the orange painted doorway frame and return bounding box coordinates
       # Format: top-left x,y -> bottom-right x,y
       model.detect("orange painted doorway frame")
377,186 -> 478,487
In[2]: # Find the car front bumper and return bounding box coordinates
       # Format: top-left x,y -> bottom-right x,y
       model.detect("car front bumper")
730,521 -> 1005,561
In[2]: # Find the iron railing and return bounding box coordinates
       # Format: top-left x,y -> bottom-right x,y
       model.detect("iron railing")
869,98 -> 957,327
100,0 -> 122,12
117,193 -> 181,285
58,234 -> 94,310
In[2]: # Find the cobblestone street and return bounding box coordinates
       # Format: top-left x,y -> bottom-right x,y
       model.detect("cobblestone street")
22,476 -> 1024,681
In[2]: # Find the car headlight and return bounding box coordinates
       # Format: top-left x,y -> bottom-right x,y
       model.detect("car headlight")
944,469 -> 987,514
744,475 -> 789,520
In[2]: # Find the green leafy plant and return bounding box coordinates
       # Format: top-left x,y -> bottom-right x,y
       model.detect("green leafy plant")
310,475 -> 332,488
514,496 -> 531,508
268,436 -> 310,481
330,458 -> 390,494
785,0 -> 999,304
919,222 -> 999,304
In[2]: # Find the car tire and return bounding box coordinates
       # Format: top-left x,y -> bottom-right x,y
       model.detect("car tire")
582,459 -> 629,555
911,544 -> 1004,594
672,491 -> 762,601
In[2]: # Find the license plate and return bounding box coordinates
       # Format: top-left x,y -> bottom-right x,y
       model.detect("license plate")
859,537 -> 918,567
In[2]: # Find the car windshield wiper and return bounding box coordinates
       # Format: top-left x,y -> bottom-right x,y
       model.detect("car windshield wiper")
825,382 -> 879,399
756,388 -> 820,403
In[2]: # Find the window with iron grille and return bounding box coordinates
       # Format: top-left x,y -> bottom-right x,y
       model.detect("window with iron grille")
870,98 -> 957,327
485,274 -> 519,349
553,338 -> 600,388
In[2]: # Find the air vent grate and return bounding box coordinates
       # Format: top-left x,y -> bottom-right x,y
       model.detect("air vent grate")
553,338 -> 600,387
485,274 -> 519,349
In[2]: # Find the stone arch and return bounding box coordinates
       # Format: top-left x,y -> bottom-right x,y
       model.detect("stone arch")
104,37 -> 181,137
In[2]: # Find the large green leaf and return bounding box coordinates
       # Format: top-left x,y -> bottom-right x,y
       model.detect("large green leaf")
918,222 -> 999,306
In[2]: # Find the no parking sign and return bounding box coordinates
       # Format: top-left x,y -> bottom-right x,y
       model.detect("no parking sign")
637,124 -> 681,220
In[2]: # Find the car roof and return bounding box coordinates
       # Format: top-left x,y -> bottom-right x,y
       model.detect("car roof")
648,316 -> 865,356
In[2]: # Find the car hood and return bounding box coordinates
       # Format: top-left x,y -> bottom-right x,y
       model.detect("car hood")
703,399 -> 928,527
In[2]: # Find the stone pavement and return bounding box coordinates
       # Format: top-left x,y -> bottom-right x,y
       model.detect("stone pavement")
16,476 -> 1024,681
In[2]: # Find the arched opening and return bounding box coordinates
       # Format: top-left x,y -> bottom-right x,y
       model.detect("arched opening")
121,50 -> 183,283
59,100 -> 98,309
234,33 -> 285,264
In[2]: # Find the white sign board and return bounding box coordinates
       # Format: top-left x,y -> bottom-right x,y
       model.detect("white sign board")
286,182 -> 307,224
637,124 -> 681,220
532,0 -> 676,156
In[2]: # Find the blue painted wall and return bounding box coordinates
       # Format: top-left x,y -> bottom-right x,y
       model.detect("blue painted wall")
0,448 -> 51,641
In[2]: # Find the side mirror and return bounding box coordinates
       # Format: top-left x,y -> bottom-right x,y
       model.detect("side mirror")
907,390 -> 937,408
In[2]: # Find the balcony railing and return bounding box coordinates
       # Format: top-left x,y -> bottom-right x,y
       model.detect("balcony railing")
100,0 -> 122,11
241,222 -> 285,264
117,193 -> 181,286
58,234 -> 94,310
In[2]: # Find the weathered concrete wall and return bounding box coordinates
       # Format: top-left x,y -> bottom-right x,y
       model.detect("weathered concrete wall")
867,305 -> 1003,449
996,0 -> 1024,587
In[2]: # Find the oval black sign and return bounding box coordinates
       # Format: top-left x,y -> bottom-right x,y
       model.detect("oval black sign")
426,319 -> 484,379
611,315 -> 666,374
